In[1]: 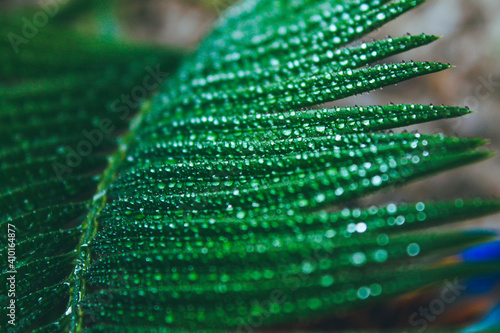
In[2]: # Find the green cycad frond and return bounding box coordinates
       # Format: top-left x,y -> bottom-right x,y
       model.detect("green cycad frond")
1,0 -> 499,332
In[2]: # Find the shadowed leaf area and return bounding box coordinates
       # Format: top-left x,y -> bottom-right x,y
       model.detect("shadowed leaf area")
0,0 -> 499,332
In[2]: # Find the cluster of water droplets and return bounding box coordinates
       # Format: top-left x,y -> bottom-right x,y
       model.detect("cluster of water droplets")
79,0 -> 493,329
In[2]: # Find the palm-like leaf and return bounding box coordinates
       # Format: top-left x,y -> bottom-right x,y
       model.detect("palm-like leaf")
1,0 -> 499,332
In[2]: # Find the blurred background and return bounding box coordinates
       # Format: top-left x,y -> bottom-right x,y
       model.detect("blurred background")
1,0 -> 499,227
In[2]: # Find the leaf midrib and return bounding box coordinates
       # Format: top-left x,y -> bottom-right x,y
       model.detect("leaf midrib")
67,103 -> 152,332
